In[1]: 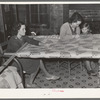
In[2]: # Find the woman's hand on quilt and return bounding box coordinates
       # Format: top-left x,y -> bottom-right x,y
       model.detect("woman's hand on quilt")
31,31 -> 37,36
74,34 -> 80,39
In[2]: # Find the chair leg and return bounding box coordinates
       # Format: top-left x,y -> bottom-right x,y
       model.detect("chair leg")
29,66 -> 40,85
13,58 -> 25,87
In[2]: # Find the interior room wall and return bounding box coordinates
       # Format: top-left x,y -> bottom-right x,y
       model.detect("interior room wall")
1,4 -> 100,43
15,4 -> 64,35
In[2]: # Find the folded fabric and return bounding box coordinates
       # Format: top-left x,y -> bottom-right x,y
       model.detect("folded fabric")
0,66 -> 24,88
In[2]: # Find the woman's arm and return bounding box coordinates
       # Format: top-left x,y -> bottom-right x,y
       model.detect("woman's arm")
23,36 -> 40,46
60,23 -> 73,40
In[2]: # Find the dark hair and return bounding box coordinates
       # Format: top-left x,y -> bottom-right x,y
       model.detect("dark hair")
81,22 -> 92,33
69,12 -> 84,24
11,21 -> 25,36
81,23 -> 90,29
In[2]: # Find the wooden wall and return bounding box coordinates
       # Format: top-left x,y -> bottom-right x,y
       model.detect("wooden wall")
0,5 -> 5,42
16,4 -> 100,35
21,4 -> 63,35
68,4 -> 100,34
1,4 -> 100,43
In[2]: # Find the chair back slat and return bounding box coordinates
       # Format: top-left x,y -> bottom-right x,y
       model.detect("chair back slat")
0,41 -> 25,87
0,42 -> 27,73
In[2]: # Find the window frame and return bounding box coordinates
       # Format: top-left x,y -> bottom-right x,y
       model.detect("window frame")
29,4 -> 50,28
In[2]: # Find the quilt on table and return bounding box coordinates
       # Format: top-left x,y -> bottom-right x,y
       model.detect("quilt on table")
17,34 -> 100,59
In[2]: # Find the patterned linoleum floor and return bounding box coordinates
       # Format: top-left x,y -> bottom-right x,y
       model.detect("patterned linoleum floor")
25,60 -> 99,88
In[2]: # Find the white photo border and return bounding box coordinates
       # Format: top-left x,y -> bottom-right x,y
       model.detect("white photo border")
0,1 -> 100,99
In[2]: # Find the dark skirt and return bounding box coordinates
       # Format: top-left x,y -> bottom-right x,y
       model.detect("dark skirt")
11,58 -> 40,74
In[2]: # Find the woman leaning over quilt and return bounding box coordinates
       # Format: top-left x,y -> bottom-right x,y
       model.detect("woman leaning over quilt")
6,21 -> 60,88
60,12 -> 97,76
60,12 -> 83,40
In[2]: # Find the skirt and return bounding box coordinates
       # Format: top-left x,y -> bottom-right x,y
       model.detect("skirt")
11,58 -> 40,74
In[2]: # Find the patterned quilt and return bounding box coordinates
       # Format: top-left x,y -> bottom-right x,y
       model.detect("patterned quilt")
17,34 -> 100,59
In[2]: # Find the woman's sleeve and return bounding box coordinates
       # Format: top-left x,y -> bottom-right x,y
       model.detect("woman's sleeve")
60,24 -> 67,39
60,23 -> 72,40
24,36 -> 40,46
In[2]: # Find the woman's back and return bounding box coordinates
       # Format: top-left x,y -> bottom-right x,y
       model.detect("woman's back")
6,36 -> 24,53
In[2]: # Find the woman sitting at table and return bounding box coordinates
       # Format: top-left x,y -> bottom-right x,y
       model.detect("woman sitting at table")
60,12 -> 97,76
81,22 -> 97,76
6,21 -> 60,87
60,12 -> 84,40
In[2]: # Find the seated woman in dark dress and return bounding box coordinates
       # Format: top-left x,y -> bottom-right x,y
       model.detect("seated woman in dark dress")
6,21 -> 60,87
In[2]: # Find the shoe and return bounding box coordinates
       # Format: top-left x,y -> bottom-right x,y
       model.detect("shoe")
26,83 -> 41,88
46,75 -> 60,81
91,70 -> 98,76
87,70 -> 98,76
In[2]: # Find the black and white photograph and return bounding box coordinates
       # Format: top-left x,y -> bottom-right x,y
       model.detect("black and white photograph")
1,1 -> 100,98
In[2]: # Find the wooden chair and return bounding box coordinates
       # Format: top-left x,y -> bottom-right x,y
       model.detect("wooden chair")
0,41 -> 25,87
0,41 -> 40,88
